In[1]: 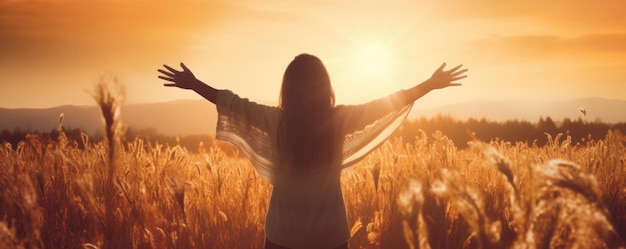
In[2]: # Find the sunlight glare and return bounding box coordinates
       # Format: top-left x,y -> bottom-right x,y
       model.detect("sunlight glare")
352,42 -> 392,80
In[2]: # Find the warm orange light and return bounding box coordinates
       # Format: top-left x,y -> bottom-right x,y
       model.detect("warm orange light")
344,42 -> 392,79
352,42 -> 392,80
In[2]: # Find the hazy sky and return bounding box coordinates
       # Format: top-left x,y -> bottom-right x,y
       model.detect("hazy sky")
1,0 -> 625,109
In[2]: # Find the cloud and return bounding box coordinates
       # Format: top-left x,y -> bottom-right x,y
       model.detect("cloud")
0,0 -> 309,108
470,33 -> 626,63
0,0 -> 299,69
434,0 -> 626,32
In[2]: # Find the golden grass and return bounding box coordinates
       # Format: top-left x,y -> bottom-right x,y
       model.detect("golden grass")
1,84 -> 625,248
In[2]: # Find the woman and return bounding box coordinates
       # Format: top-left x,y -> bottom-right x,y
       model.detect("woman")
158,54 -> 467,249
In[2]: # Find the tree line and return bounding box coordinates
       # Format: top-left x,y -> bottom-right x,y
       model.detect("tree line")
400,115 -> 626,149
0,127 -> 215,152
2,115 -> 625,151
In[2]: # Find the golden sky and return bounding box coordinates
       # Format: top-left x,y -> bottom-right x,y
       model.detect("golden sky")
1,0 -> 625,108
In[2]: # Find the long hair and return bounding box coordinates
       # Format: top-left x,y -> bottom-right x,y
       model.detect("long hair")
278,54 -> 339,169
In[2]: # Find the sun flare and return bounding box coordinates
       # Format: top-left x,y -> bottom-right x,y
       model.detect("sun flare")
352,42 -> 392,79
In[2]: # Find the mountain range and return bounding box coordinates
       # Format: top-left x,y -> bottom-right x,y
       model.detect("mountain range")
0,100 -> 217,136
1,97 -> 625,136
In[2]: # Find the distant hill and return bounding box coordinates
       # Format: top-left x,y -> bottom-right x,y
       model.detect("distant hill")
1,97 -> 625,136
0,100 -> 217,136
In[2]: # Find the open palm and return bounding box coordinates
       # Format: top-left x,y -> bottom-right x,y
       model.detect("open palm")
425,63 -> 468,90
158,63 -> 199,90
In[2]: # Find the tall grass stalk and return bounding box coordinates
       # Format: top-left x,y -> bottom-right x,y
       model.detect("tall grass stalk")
91,79 -> 126,249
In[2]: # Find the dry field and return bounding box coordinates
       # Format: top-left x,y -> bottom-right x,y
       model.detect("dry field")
1,85 -> 625,248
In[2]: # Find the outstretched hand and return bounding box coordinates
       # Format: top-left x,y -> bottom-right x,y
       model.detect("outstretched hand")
158,63 -> 200,90
424,63 -> 468,90
403,63 -> 468,103
158,63 -> 219,103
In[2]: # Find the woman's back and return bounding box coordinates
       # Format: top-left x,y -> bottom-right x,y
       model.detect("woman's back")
215,88 -> 412,248
265,168 -> 348,248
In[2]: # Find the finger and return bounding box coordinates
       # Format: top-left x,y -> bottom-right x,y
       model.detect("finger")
180,62 -> 189,72
451,68 -> 468,77
451,75 -> 468,81
158,75 -> 176,82
445,64 -> 463,73
158,69 -> 175,77
162,64 -> 179,73
163,83 -> 178,87
448,83 -> 462,87
436,63 -> 446,72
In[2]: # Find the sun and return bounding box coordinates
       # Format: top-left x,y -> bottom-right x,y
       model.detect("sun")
352,42 -> 392,79
330,33 -> 404,103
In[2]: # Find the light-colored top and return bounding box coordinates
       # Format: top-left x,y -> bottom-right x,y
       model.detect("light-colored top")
215,90 -> 412,249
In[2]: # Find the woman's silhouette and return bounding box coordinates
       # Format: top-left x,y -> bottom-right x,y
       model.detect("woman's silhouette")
158,54 -> 467,249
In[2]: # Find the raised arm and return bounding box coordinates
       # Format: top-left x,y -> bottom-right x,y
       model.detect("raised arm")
403,63 -> 467,104
158,63 -> 218,104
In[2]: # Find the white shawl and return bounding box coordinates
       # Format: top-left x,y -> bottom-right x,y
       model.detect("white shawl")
215,90 -> 413,184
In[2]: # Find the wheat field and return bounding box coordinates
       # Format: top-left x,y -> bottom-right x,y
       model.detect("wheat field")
1,85 -> 625,249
